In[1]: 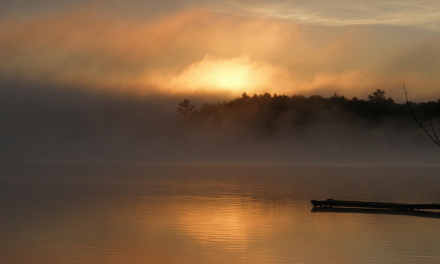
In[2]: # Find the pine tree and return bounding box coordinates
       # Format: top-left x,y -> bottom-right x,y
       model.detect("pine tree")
175,99 -> 195,129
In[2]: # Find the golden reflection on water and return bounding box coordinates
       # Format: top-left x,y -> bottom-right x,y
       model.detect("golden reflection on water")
3,165 -> 440,264
171,196 -> 276,248
127,194 -> 303,264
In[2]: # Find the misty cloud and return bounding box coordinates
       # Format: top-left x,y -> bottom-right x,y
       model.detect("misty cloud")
2,5 -> 440,101
206,0 -> 440,31
144,55 -> 293,95
1,5 -> 440,100
6,0 -> 440,33
1,80 -> 438,166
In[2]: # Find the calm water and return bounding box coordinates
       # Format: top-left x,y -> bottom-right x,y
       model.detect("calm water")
2,164 -> 440,264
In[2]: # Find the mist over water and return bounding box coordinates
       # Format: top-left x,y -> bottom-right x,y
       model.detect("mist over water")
0,82 -> 438,165
3,2 -> 440,263
2,81 -> 440,264
2,163 -> 440,264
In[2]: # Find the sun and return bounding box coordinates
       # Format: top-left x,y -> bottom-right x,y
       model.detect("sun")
144,54 -> 289,95
168,55 -> 272,94
204,61 -> 251,91
180,55 -> 254,92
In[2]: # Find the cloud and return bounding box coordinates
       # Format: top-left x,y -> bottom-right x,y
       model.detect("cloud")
6,0 -> 440,32
0,8 -> 212,88
142,55 -> 294,95
205,0 -> 440,31
0,7 -> 298,93
1,4 -> 440,100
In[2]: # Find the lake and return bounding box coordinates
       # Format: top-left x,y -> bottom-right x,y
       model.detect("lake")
1,163 -> 440,264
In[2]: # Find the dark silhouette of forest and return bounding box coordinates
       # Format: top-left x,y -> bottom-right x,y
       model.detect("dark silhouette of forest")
2,84 -> 439,163
177,89 -> 440,139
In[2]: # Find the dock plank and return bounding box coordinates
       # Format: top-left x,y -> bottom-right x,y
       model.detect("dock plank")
311,199 -> 440,211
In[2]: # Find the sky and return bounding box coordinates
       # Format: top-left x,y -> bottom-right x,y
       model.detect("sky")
2,0 -> 440,101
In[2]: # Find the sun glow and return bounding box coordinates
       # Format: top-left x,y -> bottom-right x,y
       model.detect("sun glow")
198,58 -> 252,90
171,55 -> 258,93
144,55 -> 293,95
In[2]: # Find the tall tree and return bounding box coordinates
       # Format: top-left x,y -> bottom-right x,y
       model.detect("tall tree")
367,89 -> 386,103
175,99 -> 195,129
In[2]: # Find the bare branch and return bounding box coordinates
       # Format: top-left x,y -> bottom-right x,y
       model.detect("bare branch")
403,83 -> 440,147
429,115 -> 440,143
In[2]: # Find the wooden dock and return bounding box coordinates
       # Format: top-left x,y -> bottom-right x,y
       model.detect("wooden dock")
311,199 -> 440,212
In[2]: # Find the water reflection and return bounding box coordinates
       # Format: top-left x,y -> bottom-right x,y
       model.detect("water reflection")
312,207 -> 440,219
2,164 -> 440,264
175,196 -> 264,248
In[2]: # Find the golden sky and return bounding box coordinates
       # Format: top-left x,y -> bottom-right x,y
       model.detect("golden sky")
2,0 -> 440,100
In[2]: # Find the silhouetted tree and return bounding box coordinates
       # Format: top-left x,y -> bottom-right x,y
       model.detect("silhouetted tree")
368,89 -> 386,103
175,99 -> 195,129
181,89 -> 440,139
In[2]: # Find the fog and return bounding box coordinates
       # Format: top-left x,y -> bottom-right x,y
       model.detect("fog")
1,81 -> 438,166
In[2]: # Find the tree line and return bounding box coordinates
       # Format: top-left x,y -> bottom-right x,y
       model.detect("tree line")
176,89 -> 440,138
